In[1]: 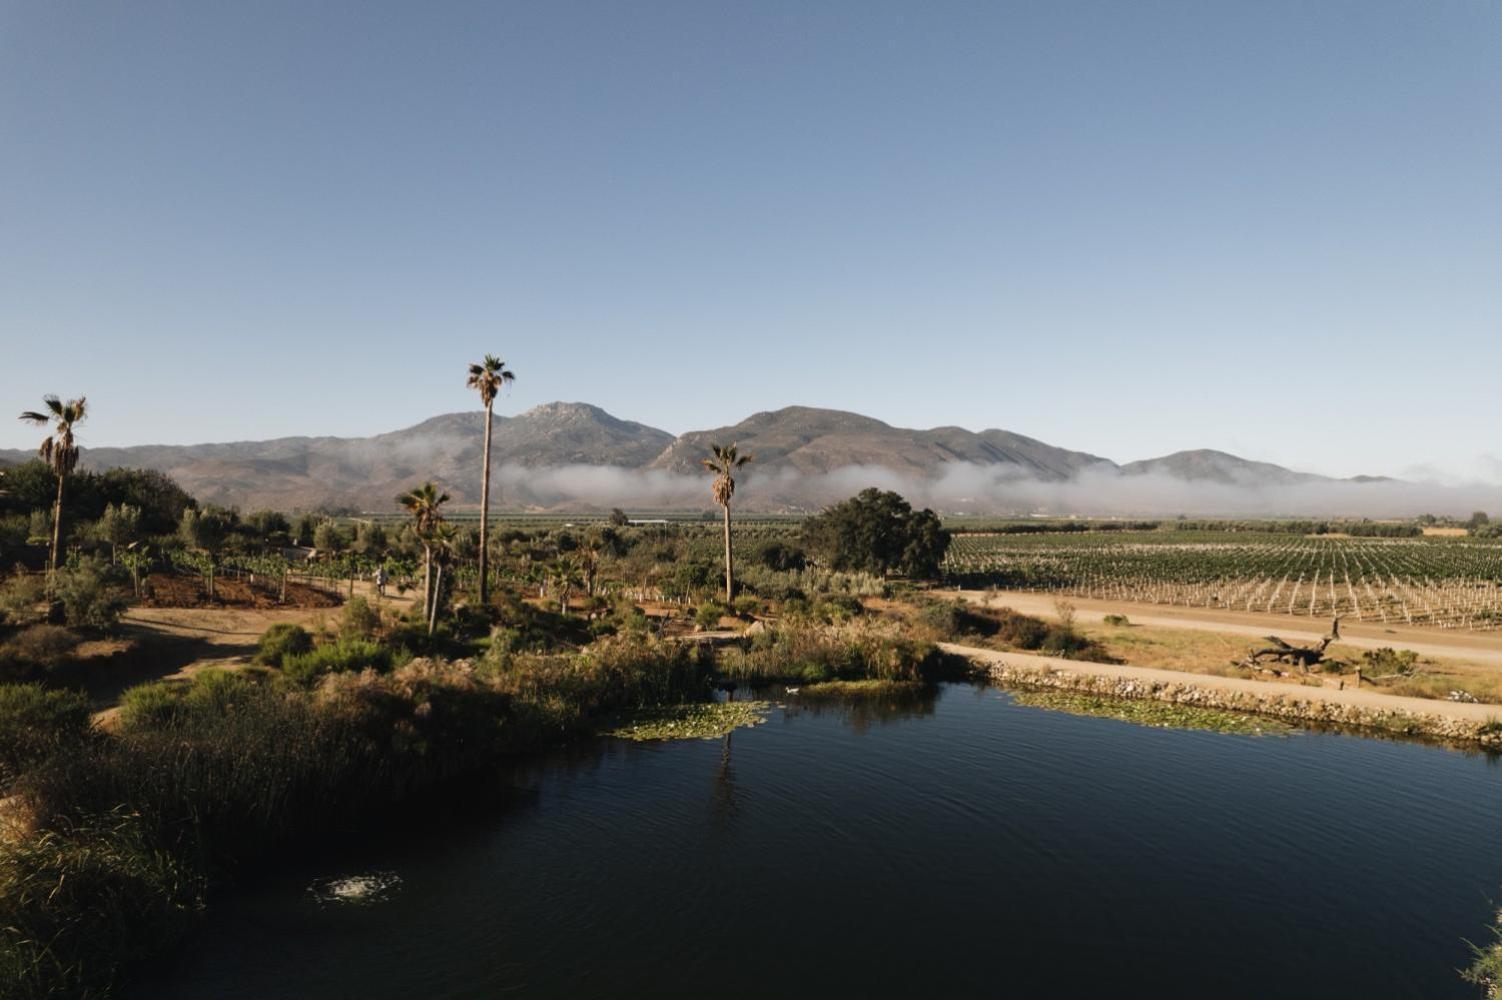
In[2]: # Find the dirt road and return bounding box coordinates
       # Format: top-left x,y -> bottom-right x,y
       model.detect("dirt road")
939,589 -> 1502,668
940,642 -> 1502,727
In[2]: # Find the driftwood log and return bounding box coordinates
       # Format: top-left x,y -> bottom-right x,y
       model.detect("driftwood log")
1239,617 -> 1342,673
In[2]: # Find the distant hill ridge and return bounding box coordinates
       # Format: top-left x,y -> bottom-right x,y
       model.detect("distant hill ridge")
0,402 -> 1385,511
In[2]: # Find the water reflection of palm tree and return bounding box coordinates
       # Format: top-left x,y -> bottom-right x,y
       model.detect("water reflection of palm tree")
710,731 -> 738,822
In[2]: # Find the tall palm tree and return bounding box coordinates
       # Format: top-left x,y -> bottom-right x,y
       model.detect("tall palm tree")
465,355 -> 515,607
19,395 -> 87,575
398,481 -> 449,624
701,443 -> 752,603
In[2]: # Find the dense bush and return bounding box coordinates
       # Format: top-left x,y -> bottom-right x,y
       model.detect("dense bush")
0,461 -> 195,536
752,540 -> 806,572
0,683 -> 92,789
281,640 -> 394,686
119,681 -> 188,731
0,570 -> 46,627
0,625 -> 83,682
694,602 -> 725,630
909,601 -> 1115,664
1359,647 -> 1420,677
339,596 -> 382,640
52,556 -> 129,628
0,514 -> 28,553
801,489 -> 950,578
720,623 -> 959,685
252,623 -> 313,666
996,610 -> 1053,649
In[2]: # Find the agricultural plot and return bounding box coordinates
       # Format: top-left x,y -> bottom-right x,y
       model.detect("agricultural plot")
945,531 -> 1502,631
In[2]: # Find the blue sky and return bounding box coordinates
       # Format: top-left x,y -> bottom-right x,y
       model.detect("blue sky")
2,1 -> 1498,481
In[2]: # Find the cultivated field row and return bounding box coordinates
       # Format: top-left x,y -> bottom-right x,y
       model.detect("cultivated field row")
944,533 -> 1502,631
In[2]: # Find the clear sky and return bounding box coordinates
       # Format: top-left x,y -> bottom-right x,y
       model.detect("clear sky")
2,1 -> 1498,481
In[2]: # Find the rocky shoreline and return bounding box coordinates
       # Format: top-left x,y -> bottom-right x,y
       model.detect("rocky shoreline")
984,661 -> 1502,748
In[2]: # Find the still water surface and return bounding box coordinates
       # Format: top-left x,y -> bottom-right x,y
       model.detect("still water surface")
142,685 -> 1502,999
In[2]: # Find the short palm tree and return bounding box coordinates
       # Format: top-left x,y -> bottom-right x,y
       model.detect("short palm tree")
426,521 -> 460,635
701,443 -> 752,603
466,355 -> 515,607
19,395 -> 87,575
551,555 -> 583,616
398,481 -> 449,624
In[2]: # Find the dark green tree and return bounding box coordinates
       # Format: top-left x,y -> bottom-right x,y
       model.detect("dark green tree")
801,488 -> 951,578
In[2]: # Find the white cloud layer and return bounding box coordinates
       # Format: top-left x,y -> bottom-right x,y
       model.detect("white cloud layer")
489,462 -> 1502,518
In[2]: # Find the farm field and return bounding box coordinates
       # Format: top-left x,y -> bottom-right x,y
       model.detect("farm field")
940,587 -> 1502,704
944,531 -> 1502,631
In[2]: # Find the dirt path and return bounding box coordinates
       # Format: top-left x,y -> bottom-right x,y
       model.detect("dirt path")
940,642 -> 1502,726
938,589 -> 1502,668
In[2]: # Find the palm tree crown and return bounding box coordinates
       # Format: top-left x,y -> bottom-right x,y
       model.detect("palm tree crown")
701,443 -> 752,508
20,395 -> 87,478
466,355 -> 515,407
399,481 -> 450,534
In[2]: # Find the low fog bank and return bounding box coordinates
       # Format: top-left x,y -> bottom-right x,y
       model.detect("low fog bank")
491,462 -> 1502,519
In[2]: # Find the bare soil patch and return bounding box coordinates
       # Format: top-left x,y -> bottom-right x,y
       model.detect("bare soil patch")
136,571 -> 341,610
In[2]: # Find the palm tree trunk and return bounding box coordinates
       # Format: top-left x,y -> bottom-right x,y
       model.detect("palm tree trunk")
722,502 -> 733,603
422,546 -> 433,622
478,402 -> 494,607
49,472 -> 65,575
428,563 -> 444,635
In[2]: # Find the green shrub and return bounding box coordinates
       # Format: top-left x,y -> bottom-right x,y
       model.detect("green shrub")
611,601 -> 651,637
694,602 -> 725,630
119,663 -> 269,733
913,600 -> 964,637
731,594 -> 762,617
0,514 -> 28,552
0,569 -> 46,627
752,540 -> 806,572
252,623 -> 313,667
281,639 -> 393,686
0,683 -> 92,788
1038,626 -> 1116,663
339,596 -> 381,640
119,682 -> 186,731
53,555 -> 129,629
811,594 -> 864,623
182,669 -> 262,715
992,608 -> 1052,650
1360,647 -> 1420,677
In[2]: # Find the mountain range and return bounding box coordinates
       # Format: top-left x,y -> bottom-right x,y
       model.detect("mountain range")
0,402 -> 1392,513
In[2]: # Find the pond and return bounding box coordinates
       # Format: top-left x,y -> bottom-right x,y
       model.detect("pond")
137,684 -> 1502,998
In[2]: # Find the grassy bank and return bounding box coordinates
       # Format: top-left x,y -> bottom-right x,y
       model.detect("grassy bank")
0,635 -> 712,999
0,617 -> 945,998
